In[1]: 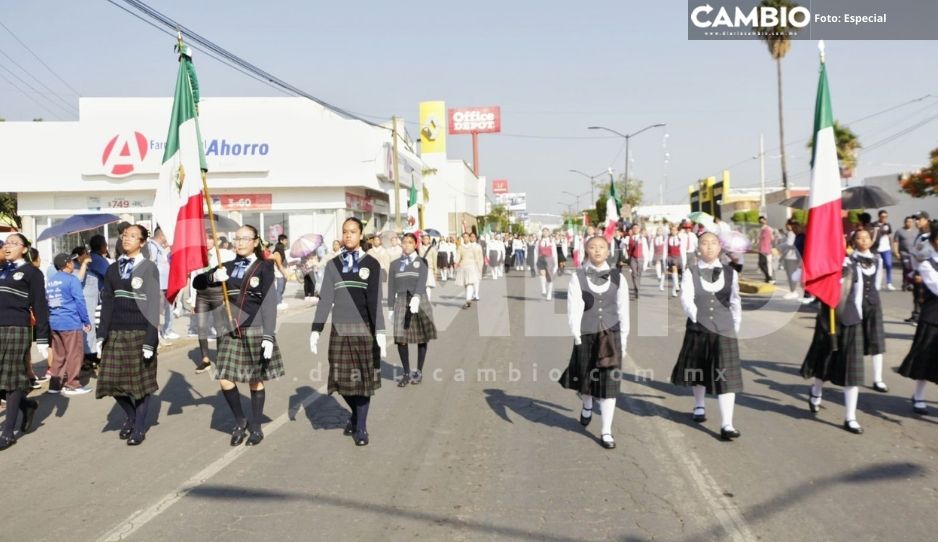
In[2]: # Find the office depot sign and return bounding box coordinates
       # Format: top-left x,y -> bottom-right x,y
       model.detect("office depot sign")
448,106 -> 501,135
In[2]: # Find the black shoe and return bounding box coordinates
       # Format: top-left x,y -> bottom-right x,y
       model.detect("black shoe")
808,393 -> 821,414
579,408 -> 592,426
19,399 -> 38,434
912,397 -> 928,415
245,429 -> 264,446
397,373 -> 410,388
119,420 -> 134,440
462,302 -> 472,309
0,435 -> 16,451
842,420 -> 864,435
904,316 -> 917,323
411,370 -> 423,384
871,381 -> 889,393
692,407 -> 707,423
127,432 -> 146,446
354,431 -> 369,446
343,419 -> 356,436
720,427 -> 741,441
600,434 -> 616,449
29,378 -> 40,390
194,360 -> 212,374
230,424 -> 248,446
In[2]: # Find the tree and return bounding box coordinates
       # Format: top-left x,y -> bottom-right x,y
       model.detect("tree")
806,120 -> 861,179
479,204 -> 511,233
0,193 -> 22,229
595,174 -> 644,212
899,147 -> 938,198
756,0 -> 798,189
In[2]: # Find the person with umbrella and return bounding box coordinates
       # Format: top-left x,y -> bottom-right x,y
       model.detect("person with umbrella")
0,233 -> 48,450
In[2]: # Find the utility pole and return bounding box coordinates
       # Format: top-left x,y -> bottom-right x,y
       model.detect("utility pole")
392,116 -> 401,230
759,133 -> 767,215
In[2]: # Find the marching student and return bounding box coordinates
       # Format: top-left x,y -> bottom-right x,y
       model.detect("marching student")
559,235 -> 629,449
670,232 -> 743,441
800,233 -> 867,435
487,235 -> 502,280
311,217 -> 387,446
194,225 -> 284,447
846,230 -> 889,393
512,234 -> 526,271
417,234 -> 438,302
898,220 -> 938,415
666,224 -> 685,298
95,225 -> 161,446
456,232 -> 484,309
0,234 -> 48,450
388,233 -> 438,387
653,226 -> 667,291
526,234 -> 538,277
437,236 -> 455,282
625,224 -> 648,298
679,221 -> 698,270
556,233 -> 568,276
536,228 -> 557,300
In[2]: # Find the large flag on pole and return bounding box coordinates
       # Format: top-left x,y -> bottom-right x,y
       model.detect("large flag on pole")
603,175 -> 620,243
152,43 -> 209,303
405,179 -> 419,232
803,41 -> 843,308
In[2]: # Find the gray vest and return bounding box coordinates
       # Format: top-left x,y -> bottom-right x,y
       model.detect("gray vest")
920,260 -> 938,325
577,268 -> 622,334
690,264 -> 735,335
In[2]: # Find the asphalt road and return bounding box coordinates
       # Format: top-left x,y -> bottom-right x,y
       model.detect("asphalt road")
2,262 -> 936,541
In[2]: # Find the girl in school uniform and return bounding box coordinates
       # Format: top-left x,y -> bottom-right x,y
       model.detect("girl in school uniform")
898,220 -> 938,415
670,231 -> 744,441
666,224 -> 686,298
536,228 -> 557,300
847,230 -> 889,393
800,229 -> 868,435
95,225 -> 161,446
653,226 -> 667,291
311,217 -> 387,446
456,232 -> 484,309
194,225 -> 284,447
389,233 -> 438,387
0,234 -> 48,451
417,234 -> 438,302
559,235 -> 629,449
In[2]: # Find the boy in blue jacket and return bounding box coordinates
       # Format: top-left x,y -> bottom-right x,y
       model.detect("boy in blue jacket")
46,254 -> 92,395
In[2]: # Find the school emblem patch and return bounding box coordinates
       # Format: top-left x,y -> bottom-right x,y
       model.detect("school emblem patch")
12,272 -> 23,281
359,267 -> 370,280
413,261 -> 420,268
249,276 -> 260,288
131,277 -> 143,289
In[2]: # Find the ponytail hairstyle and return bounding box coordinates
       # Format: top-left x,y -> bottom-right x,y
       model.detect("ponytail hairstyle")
242,225 -> 264,259
7,233 -> 32,261
343,217 -> 364,234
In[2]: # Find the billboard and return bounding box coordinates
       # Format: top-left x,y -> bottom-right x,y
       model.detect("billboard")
448,106 -> 501,135
496,192 -> 527,212
492,179 -> 508,195
419,101 -> 447,154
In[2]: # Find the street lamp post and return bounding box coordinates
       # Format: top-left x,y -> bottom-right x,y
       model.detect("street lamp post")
569,169 -> 604,206
587,123 -> 666,218
562,189 -> 591,214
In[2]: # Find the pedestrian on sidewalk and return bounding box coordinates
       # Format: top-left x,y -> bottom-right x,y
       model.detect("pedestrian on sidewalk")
559,235 -> 629,450
389,233 -> 437,387
897,221 -> 938,415
757,216 -> 776,284
896,216 -> 918,291
456,232 -> 484,308
194,225 -> 284,447
847,230 -> 889,393
0,233 -> 48,451
272,233 -> 290,311
311,217 -> 386,447
95,225 -> 160,446
46,253 -> 93,396
800,239 -> 867,435
670,232 -> 743,441
873,210 -> 896,290
780,221 -> 803,300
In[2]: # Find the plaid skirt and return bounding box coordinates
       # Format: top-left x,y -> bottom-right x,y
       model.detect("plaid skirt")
670,321 -> 742,395
897,322 -> 938,384
215,327 -> 285,383
0,326 -> 32,392
328,322 -> 382,397
558,332 -> 621,399
861,301 -> 885,356
96,330 -> 158,400
392,295 -> 438,344
800,315 -> 864,387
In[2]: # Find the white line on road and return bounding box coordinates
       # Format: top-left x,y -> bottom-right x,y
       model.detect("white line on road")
97,386 -> 326,542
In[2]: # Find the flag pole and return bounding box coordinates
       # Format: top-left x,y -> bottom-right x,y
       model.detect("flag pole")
819,39 -> 838,351
177,31 -> 236,332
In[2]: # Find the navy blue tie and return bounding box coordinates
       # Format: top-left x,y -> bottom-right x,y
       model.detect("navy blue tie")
232,258 -> 250,279
118,258 -> 135,279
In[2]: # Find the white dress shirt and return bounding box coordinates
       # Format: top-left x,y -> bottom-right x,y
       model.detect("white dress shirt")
566,261 -> 630,350
680,258 -> 742,334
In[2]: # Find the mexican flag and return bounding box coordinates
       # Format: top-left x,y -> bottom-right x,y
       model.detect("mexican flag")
152,43 -> 209,303
803,42 -> 844,308
405,179 -> 419,232
603,176 -> 620,244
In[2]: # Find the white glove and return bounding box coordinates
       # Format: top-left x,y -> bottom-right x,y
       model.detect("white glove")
213,266 -> 229,283
309,331 -> 320,354
409,295 -> 420,314
376,332 -> 387,359
620,338 -> 628,357
142,348 -> 153,360
96,339 -> 104,358
261,339 -> 273,360
573,335 -> 582,346
37,344 -> 49,359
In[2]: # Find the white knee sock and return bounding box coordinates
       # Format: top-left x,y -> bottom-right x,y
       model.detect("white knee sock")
546,282 -> 553,300
914,380 -> 927,402
599,397 -> 616,435
693,385 -> 706,409
539,275 -> 546,295
871,354 -> 884,384
465,286 -> 473,301
473,282 -> 480,300
671,271 -> 679,293
844,386 -> 859,423
811,378 -> 824,403
718,392 -> 736,430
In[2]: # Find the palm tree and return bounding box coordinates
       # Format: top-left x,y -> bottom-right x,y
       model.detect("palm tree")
806,120 -> 861,180
756,0 -> 798,189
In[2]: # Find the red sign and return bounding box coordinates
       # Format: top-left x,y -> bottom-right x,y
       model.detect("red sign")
492,179 -> 509,194
213,193 -> 272,210
448,106 -> 501,135
346,193 -> 374,213
101,132 -> 149,177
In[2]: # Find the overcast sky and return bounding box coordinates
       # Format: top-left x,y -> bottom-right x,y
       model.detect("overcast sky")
2,0 -> 936,214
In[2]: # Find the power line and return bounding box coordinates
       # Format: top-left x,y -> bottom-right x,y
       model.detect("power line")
0,19 -> 81,96
0,60 -> 72,117
0,47 -> 78,115
0,69 -> 64,119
